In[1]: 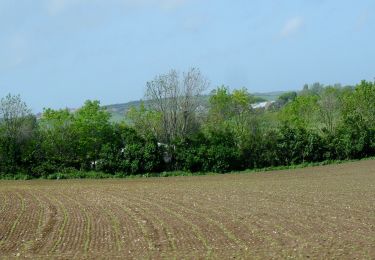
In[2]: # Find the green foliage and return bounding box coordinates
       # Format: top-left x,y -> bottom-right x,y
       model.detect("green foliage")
119,127 -> 163,174
332,80 -> 375,159
73,100 -> 112,169
36,108 -> 79,175
276,91 -> 297,107
0,94 -> 36,174
332,117 -> 375,160
97,125 -> 163,175
276,125 -> 325,165
127,102 -> 162,138
174,129 -> 239,173
207,86 -> 259,148
1,79 -> 375,178
343,80 -> 375,129
316,86 -> 343,134
239,129 -> 279,169
279,95 -> 319,129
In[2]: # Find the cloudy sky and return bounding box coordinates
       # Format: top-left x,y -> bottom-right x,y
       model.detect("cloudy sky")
0,0 -> 374,111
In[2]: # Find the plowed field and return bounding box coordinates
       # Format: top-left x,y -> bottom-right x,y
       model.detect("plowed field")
1,160 -> 375,259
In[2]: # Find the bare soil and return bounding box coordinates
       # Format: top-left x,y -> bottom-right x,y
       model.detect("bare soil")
0,160 -> 375,259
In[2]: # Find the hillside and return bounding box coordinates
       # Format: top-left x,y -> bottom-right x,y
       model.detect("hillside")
104,91 -> 286,121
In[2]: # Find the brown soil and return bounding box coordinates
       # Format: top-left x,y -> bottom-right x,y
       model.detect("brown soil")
0,160 -> 374,259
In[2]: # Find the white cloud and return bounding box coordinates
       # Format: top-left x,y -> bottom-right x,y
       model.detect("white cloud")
280,17 -> 304,38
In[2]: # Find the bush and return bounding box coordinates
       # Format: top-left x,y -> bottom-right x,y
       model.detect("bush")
174,129 -> 239,173
276,126 -> 325,165
97,126 -> 164,175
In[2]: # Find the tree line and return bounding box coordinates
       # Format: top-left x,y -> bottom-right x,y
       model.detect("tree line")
1,68 -> 375,178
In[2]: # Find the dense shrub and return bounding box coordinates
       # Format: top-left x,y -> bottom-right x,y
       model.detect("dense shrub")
276,126 -> 325,165
174,130 -> 239,173
97,126 -> 164,175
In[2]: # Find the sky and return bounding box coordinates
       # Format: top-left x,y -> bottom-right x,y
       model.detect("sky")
0,0 -> 374,112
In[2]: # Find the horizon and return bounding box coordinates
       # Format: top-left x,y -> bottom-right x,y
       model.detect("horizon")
1,0 -> 374,112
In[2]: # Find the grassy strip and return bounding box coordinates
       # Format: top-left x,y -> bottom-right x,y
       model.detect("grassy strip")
1,156 -> 375,181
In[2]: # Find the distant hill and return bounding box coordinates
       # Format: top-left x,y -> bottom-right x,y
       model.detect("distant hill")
104,91 -> 287,122
251,91 -> 289,101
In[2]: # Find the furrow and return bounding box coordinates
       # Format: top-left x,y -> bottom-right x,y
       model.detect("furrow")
55,191 -> 91,254
26,191 -> 62,255
48,193 -> 69,254
0,191 -> 26,252
0,192 -> 8,213
100,191 -> 161,256
126,190 -> 213,257
151,193 -> 247,252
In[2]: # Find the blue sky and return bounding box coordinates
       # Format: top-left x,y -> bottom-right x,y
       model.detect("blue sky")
0,0 -> 374,111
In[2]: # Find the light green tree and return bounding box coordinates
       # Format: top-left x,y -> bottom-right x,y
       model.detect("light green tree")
279,95 -> 319,129
72,100 -> 112,168
39,108 -> 78,167
343,80 -> 375,128
127,102 -> 162,139
317,86 -> 343,134
207,86 -> 258,146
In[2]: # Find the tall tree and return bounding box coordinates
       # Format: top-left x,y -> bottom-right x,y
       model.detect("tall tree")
343,80 -> 375,128
145,68 -> 208,143
38,108 -> 78,170
317,86 -> 343,134
207,86 -> 258,147
279,95 -> 319,129
127,102 -> 162,138
72,100 -> 112,169
0,94 -> 35,173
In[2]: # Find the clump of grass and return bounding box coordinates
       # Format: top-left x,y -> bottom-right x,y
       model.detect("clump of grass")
47,171 -> 115,180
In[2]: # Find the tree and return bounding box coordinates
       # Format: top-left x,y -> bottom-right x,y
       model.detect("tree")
279,95 -> 319,129
72,100 -> 112,169
338,80 -> 375,158
309,82 -> 325,95
97,124 -> 164,174
145,68 -> 209,143
317,86 -> 343,134
0,94 -> 36,174
207,86 -> 233,128
127,102 -> 162,138
276,126 -> 324,165
300,82 -> 324,96
174,128 -> 239,173
276,91 -> 297,107
207,86 -> 258,147
343,80 -> 375,129
35,108 -> 79,175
